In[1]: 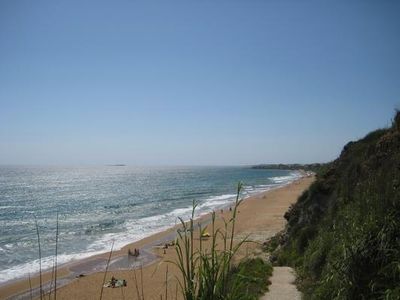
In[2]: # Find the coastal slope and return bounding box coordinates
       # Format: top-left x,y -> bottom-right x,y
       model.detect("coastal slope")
277,112 -> 400,299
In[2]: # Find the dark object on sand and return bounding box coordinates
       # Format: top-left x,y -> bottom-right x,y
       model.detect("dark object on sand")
128,248 -> 140,257
111,276 -> 116,288
104,277 -> 127,288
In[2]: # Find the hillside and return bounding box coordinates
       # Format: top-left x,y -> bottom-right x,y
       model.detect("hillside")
252,163 -> 326,173
275,112 -> 400,299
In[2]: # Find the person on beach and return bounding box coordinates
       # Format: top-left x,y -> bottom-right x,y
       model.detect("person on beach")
128,248 -> 140,257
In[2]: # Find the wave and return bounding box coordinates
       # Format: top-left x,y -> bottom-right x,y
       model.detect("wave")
0,250 -> 105,284
204,194 -> 237,203
0,205 -> 25,210
270,171 -> 302,184
82,177 -> 303,263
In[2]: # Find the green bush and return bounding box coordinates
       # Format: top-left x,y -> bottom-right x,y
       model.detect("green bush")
226,258 -> 273,300
172,183 -> 273,300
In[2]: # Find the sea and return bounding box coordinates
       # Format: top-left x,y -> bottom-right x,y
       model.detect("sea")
0,165 -> 301,284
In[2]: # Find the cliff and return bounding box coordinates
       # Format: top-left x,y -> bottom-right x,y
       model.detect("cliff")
277,112 -> 400,299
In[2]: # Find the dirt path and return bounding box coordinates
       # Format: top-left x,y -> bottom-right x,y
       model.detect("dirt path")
261,267 -> 301,300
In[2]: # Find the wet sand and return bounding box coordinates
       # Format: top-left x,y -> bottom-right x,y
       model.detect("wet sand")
1,175 -> 314,300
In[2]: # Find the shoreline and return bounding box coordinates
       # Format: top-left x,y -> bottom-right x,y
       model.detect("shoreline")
1,173 -> 314,300
1,170 -> 302,285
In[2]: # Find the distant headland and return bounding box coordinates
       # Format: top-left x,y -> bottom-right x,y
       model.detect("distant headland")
251,163 -> 326,172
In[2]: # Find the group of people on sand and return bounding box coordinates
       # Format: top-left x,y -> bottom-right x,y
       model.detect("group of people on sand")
110,276 -> 127,288
162,240 -> 175,254
220,207 -> 233,214
128,248 -> 140,257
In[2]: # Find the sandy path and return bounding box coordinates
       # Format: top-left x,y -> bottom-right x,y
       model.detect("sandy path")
260,267 -> 301,300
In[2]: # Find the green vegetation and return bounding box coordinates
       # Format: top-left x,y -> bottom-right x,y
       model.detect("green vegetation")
33,214 -> 60,300
226,258 -> 273,300
275,112 -> 400,299
252,163 -> 326,173
172,183 -> 273,300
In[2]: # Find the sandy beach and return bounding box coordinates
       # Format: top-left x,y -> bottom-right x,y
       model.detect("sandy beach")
1,175 -> 314,300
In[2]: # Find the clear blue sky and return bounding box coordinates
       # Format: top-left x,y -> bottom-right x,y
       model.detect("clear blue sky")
1,1 -> 399,165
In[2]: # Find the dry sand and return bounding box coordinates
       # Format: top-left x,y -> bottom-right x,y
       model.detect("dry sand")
1,175 -> 314,300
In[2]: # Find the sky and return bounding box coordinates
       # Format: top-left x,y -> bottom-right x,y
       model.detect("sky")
0,0 -> 399,166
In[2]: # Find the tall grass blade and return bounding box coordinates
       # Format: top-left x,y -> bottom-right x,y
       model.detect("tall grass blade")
99,241 -> 114,300
28,273 -> 33,300
140,264 -> 145,300
54,211 -> 59,300
165,265 -> 169,300
171,182 -> 245,300
34,217 -> 43,300
132,267 -> 141,300
48,257 -> 55,300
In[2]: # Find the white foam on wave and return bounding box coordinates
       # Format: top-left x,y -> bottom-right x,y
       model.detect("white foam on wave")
84,206 -> 197,255
168,207 -> 194,217
243,171 -> 303,198
270,175 -> 293,183
254,184 -> 272,188
206,194 -> 237,202
0,250 -> 105,284
197,194 -> 237,212
0,205 -> 23,210
79,195 -> 239,259
270,171 -> 302,184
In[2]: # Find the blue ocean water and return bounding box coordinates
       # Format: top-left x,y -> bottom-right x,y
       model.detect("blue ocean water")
0,165 -> 300,284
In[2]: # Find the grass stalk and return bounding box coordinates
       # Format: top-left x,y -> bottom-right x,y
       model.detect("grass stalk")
165,265 -> 169,300
140,264 -> 145,300
132,267 -> 141,300
99,241 -> 114,300
35,217 -> 43,300
48,257 -> 55,300
229,182 -> 242,259
171,182 -> 246,300
54,211 -> 59,300
28,273 -> 33,300
120,283 -> 125,300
